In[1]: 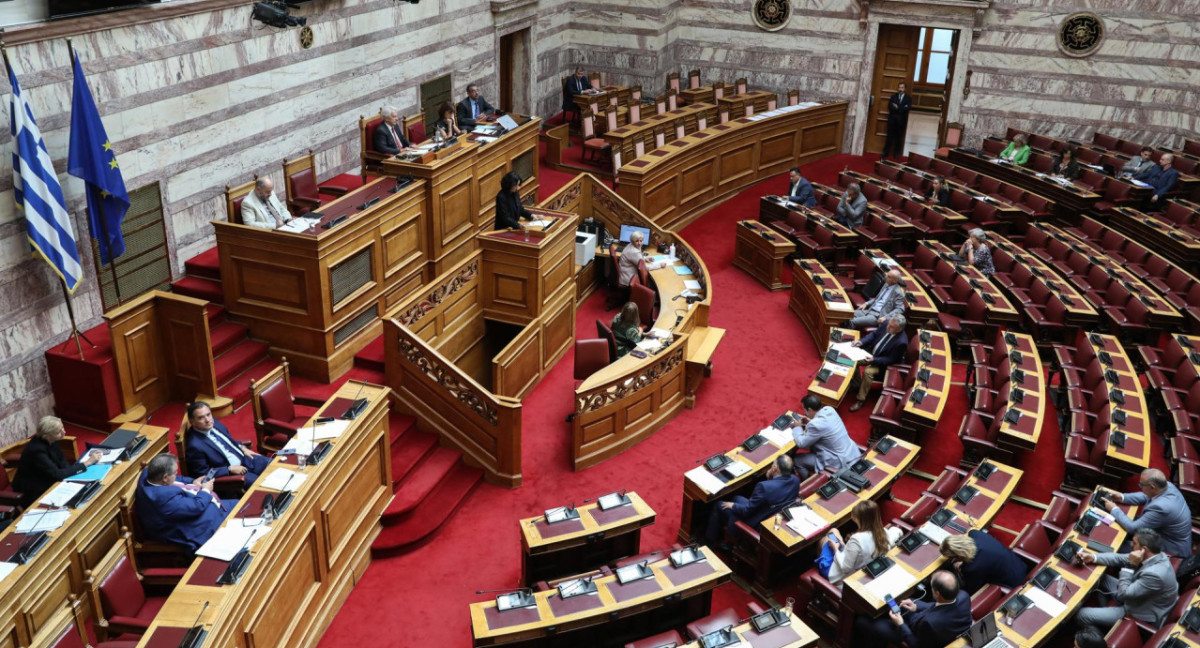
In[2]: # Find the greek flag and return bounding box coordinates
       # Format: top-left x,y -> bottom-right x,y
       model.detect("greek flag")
8,63 -> 83,292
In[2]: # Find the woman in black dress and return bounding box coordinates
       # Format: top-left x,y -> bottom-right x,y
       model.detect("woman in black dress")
494,172 -> 531,230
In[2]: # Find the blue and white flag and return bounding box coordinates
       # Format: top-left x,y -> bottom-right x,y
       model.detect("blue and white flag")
8,62 -> 84,292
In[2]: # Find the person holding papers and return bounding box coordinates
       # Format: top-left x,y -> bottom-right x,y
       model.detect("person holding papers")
854,570 -> 971,648
848,268 -> 906,329
847,316 -> 909,412
494,172 -> 532,230
184,401 -> 271,487
790,395 -> 861,479
611,302 -> 645,358
1074,528 -> 1178,633
456,84 -> 496,131
705,455 -> 798,549
240,177 -> 293,231
135,453 -> 232,554
821,500 -> 901,585
1098,469 -> 1192,557
939,531 -> 1027,594
13,416 -> 102,508
785,167 -> 816,207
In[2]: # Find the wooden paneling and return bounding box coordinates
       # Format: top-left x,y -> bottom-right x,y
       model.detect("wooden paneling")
540,288 -> 575,372
492,324 -> 542,399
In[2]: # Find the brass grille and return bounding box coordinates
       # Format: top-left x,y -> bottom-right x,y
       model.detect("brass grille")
91,183 -> 171,311
329,247 -> 372,305
334,304 -> 378,346
513,150 -> 536,184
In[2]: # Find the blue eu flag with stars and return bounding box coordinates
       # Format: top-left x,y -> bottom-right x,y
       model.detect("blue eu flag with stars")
67,47 -> 129,265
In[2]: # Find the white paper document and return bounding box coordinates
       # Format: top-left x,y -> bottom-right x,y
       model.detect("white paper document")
723,461 -> 751,478
0,562 -> 16,583
649,328 -> 673,339
15,509 -> 71,534
1024,586 -> 1067,617
685,466 -> 726,494
683,280 -> 702,291
281,437 -> 317,456
919,521 -> 951,546
195,525 -> 271,561
259,469 -> 308,492
38,482 -> 85,508
826,362 -> 852,377
635,339 -> 663,351
831,342 -> 871,362
785,506 -> 828,538
525,219 -> 553,229
95,447 -> 125,464
297,419 -> 350,441
760,426 -> 792,447
865,564 -> 914,600
279,218 -> 319,233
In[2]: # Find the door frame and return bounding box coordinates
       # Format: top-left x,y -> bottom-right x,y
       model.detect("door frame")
494,19 -> 536,116
849,5 -> 977,154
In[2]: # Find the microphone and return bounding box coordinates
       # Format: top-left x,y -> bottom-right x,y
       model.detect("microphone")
476,587 -> 532,595
177,601 -> 210,648
582,489 -> 627,504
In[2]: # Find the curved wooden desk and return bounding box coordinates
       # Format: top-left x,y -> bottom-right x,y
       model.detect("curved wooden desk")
617,102 -> 847,230
992,332 -> 1047,453
789,259 -> 854,345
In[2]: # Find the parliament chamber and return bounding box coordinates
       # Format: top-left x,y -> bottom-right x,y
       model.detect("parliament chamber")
2,1 -> 1200,647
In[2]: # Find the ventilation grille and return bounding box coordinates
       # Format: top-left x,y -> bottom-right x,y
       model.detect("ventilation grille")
330,247 -> 372,305
334,304 -> 378,346
93,183 -> 171,310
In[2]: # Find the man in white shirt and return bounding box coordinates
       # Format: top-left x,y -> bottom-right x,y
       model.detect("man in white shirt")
240,177 -> 293,230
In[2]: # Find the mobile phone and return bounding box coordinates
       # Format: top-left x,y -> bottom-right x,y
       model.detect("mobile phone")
884,594 -> 901,614
205,468 -> 217,480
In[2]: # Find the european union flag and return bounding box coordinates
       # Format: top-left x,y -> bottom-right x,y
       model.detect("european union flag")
67,47 -> 129,265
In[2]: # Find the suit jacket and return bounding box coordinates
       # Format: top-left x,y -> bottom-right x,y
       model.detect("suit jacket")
185,421 -> 246,479
1113,483 -> 1193,556
959,530 -> 1027,593
887,92 -> 911,127
858,325 -> 908,369
792,406 -> 861,472
1000,143 -> 1031,166
13,436 -> 85,508
1148,166 -> 1180,198
836,193 -> 868,228
1052,158 -> 1081,180
373,120 -> 411,155
240,190 -> 292,230
898,590 -> 972,648
134,470 -> 226,553
1093,551 -> 1179,627
562,75 -> 593,112
730,474 -> 800,527
494,190 -> 531,230
926,186 -> 950,207
457,95 -> 496,130
858,282 -> 906,321
1121,157 -> 1156,179
788,177 -> 816,207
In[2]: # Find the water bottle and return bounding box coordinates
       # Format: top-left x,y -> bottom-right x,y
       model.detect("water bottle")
1055,576 -> 1064,598
773,513 -> 782,531
668,243 -> 676,259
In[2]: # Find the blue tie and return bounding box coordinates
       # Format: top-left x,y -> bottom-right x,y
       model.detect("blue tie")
872,285 -> 891,314
208,427 -> 242,459
471,100 -> 477,118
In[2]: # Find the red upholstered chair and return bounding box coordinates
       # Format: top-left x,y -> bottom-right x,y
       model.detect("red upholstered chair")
224,178 -> 257,225
574,339 -> 610,381
869,392 -> 917,443
87,536 -> 183,641
1010,521 -> 1058,568
403,112 -> 426,145
249,357 -> 323,453
125,498 -> 191,568
625,630 -> 686,648
359,111 -> 387,181
1064,430 -> 1111,488
1040,491 -> 1083,532
175,415 -> 247,501
925,466 -> 968,500
787,89 -> 799,106
1177,463 -> 1200,524
596,320 -> 619,362
630,283 -> 657,328
899,494 -> 943,527
686,607 -> 741,641
958,410 -> 1001,466
282,151 -> 337,216
1092,133 -> 1120,150
0,465 -> 21,509
582,109 -> 612,164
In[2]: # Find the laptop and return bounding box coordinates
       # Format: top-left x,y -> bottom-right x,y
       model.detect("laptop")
967,613 -> 1011,648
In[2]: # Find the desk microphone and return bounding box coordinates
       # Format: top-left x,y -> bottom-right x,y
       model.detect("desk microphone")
582,489 -> 627,504
177,601 -> 210,648
476,587 -> 532,595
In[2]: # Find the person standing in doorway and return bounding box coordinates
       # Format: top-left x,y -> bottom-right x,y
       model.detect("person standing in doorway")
883,83 -> 912,160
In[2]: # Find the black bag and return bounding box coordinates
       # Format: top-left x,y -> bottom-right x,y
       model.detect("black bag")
1177,552 -> 1200,587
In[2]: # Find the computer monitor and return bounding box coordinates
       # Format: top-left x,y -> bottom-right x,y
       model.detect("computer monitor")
618,224 -> 651,244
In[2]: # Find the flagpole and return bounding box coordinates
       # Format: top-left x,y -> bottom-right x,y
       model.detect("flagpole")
68,39 -> 122,304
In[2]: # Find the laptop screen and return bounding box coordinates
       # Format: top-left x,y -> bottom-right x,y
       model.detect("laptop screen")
969,613 -> 999,647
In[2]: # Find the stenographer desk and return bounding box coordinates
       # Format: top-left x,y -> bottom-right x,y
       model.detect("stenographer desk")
132,382 -> 392,648
789,259 -> 854,346
617,102 -> 847,230
0,424 -> 169,648
734,220 -> 795,291
519,492 -> 655,586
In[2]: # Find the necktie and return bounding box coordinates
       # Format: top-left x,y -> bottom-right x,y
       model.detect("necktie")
390,124 -> 402,149
872,285 -> 891,314
207,427 -> 243,460
264,195 -> 283,227
471,100 -> 478,118
873,333 -> 893,356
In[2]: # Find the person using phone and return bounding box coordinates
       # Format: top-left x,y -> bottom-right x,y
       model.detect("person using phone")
853,570 -> 971,648
790,395 -> 861,479
1098,469 -> 1192,558
135,453 -> 237,553
821,501 -> 902,585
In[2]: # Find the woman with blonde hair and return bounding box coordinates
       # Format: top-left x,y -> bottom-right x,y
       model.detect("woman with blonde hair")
939,529 -> 1026,594
821,500 -> 901,585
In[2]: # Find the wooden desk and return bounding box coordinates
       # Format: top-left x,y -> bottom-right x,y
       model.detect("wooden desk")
989,234 -> 1099,329
946,148 -> 1101,217
863,249 -> 939,326
133,382 -> 392,648
808,328 -> 861,407
0,425 -> 169,648
901,331 -> 952,428
789,259 -> 854,347
469,546 -> 732,647
519,493 -> 656,586
1070,334 -> 1151,475
1108,206 -> 1200,273
1148,589 -> 1200,648
572,86 -> 631,124
618,102 -> 847,231
843,462 -> 1023,614
734,220 -> 795,291
993,332 -> 1046,453
678,86 -> 714,106
679,610 -> 818,648
718,90 -> 776,116
879,159 -> 1047,224
759,196 -> 858,256
603,103 -> 718,163
920,239 -> 1020,326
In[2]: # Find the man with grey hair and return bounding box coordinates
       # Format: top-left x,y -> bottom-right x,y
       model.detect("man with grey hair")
835,183 -> 867,228
1075,528 -> 1179,632
849,268 -> 906,329
373,105 -> 411,155
240,176 -> 293,230
848,316 -> 909,411
14,415 -> 102,508
1100,468 -> 1193,557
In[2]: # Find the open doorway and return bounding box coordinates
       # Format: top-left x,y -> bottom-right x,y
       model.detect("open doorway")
863,24 -> 958,158
499,28 -> 531,114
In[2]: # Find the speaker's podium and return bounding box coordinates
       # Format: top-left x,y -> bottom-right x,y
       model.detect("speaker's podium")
476,211 -> 579,327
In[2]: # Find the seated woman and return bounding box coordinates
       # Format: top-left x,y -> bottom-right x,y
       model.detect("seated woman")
821,500 -> 902,585
432,101 -> 463,141
958,228 -> 995,276
940,530 -> 1028,594
14,415 -> 102,508
925,176 -> 950,207
611,302 -> 646,358
1052,147 -> 1081,180
999,134 -> 1031,166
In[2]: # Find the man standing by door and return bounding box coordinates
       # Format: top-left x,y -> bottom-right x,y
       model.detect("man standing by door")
883,82 -> 911,160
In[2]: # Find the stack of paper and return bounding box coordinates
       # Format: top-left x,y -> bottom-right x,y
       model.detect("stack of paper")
281,437 -> 317,456
649,328 -> 673,339
297,419 -> 350,442
95,448 -> 125,464
260,469 -> 308,492
685,466 -> 726,494
826,362 -> 852,377
760,426 -> 792,447
673,265 -> 694,276
919,521 -> 951,545
865,565 -> 913,600
785,506 -> 828,538
830,342 -> 871,363
39,482 -> 85,508
1024,586 -> 1067,617
15,509 -> 70,534
0,562 -> 16,583
279,218 -> 319,233
683,280 -> 702,291
196,525 -> 271,561
723,461 -> 751,479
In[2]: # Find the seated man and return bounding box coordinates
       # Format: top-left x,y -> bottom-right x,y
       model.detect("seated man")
13,415 -> 102,508
135,453 -> 233,553
373,105 -> 411,155
456,83 -> 496,131
705,455 -> 798,548
785,167 -> 816,207
1120,147 -> 1157,180
1075,528 -> 1179,633
854,570 -> 971,648
1100,469 -> 1192,557
1145,153 -> 1178,210
240,177 -> 293,230
848,268 -> 905,330
184,401 -> 271,487
835,183 -> 867,228
848,316 -> 908,412
791,394 -> 861,479
562,67 -> 592,119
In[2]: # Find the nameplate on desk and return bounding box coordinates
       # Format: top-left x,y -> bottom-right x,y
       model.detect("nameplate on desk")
544,506 -> 581,524
596,492 -> 632,510
669,546 -> 704,568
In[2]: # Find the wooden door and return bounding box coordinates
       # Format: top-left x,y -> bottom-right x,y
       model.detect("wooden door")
937,30 -> 961,144
499,33 -> 514,111
864,24 -> 920,154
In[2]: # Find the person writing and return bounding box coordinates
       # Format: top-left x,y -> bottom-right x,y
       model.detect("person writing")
939,530 -> 1027,594
1074,528 -> 1179,633
847,315 -> 908,412
432,101 -> 463,141
1052,147 -> 1081,180
135,453 -> 233,554
562,67 -> 593,118
820,500 -> 901,585
611,302 -> 646,358
785,167 -> 816,207
999,134 -> 1031,166
925,176 -> 950,207
13,415 -> 102,508
706,455 -> 798,549
790,394 -> 861,479
494,172 -> 532,230
958,228 -> 995,276
1098,469 -> 1192,557
240,177 -> 293,230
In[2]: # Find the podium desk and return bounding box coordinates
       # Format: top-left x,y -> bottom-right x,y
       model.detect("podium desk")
0,424 -> 168,648
789,259 -> 854,350
520,493 -> 656,586
470,546 -> 732,647
378,114 -> 541,277
843,462 -> 1023,615
603,103 -> 718,164
572,86 -> 632,130
678,86 -> 715,106
134,382 -> 392,648
734,220 -> 795,291
808,328 -> 861,407
680,609 -> 818,648
215,176 -> 427,382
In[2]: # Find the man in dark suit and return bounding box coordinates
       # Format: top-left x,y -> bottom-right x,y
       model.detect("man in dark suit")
882,82 -> 912,159
848,315 -> 909,412
13,416 -> 102,508
706,455 -> 799,548
135,453 -> 232,553
1145,153 -> 1179,211
184,401 -> 271,487
373,106 -> 410,155
562,67 -> 592,119
854,570 -> 972,648
786,167 -> 816,207
457,84 -> 496,131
